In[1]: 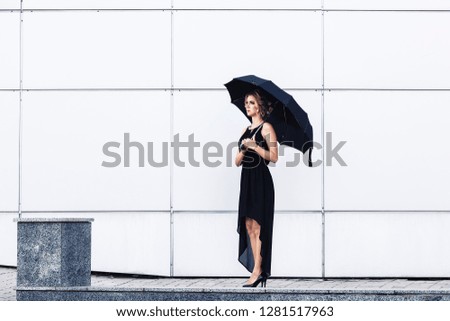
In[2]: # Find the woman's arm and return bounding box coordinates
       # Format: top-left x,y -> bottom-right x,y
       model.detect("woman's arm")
235,127 -> 248,167
249,123 -> 278,163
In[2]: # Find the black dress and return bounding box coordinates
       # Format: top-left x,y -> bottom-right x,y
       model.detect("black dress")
237,122 -> 275,277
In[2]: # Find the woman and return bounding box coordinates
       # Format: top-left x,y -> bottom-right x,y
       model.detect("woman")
235,89 -> 278,288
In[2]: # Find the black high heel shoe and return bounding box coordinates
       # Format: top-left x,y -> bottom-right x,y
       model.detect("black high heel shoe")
242,274 -> 267,288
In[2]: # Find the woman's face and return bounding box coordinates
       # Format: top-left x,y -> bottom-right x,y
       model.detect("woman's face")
245,95 -> 260,117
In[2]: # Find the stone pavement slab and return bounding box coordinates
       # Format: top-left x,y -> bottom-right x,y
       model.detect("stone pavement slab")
0,267 -> 16,301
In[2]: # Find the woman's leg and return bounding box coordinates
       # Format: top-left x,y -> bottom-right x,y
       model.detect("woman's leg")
245,217 -> 263,283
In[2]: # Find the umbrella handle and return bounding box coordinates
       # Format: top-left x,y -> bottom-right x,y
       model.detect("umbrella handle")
308,146 -> 313,167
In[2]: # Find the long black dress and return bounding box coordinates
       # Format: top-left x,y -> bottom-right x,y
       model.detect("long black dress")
237,122 -> 275,278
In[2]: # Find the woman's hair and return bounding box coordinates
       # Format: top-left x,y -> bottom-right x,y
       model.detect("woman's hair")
245,89 -> 274,120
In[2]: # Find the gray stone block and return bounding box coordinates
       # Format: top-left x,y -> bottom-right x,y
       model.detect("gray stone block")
15,218 -> 93,287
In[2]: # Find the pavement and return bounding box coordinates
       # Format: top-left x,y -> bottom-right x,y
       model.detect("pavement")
0,267 -> 15,301
3,266 -> 450,301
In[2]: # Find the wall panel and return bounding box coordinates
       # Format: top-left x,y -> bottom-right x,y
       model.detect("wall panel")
0,12 -> 20,89
173,10 -> 322,89
324,91 -> 450,211
21,91 -> 171,211
325,213 -> 450,278
0,1 -> 19,10
173,90 -> 321,211
325,12 -> 450,89
0,92 -> 19,211
22,11 -> 171,89
0,214 -> 18,267
173,212 -> 322,277
173,90 -> 242,211
22,0 -> 170,9
271,212 -> 322,277
271,90 -> 322,211
325,0 -> 450,10
173,0 -> 320,9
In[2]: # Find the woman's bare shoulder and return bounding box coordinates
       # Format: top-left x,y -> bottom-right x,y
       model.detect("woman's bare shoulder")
262,122 -> 277,142
262,122 -> 275,133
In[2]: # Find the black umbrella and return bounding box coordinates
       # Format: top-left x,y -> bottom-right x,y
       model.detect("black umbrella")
224,75 -> 314,167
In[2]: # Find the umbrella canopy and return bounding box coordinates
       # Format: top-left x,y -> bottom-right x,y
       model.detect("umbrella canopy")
224,75 -> 314,167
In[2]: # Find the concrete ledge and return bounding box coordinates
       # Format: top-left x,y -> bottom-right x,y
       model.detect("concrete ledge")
14,218 -> 95,223
16,287 -> 450,301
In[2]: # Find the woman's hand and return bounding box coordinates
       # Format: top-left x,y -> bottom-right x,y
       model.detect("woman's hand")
242,137 -> 258,150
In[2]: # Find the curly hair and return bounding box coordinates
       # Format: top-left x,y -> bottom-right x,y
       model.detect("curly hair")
245,89 -> 274,120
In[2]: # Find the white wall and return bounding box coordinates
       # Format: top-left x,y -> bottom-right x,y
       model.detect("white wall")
22,10 -> 171,89
325,11 -> 450,89
325,213 -> 450,278
325,91 -> 450,211
173,10 -> 322,89
21,91 -> 171,211
1,1 -> 449,277
0,12 -> 20,88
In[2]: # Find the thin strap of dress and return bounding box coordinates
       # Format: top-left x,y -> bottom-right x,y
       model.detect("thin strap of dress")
250,121 -> 265,140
